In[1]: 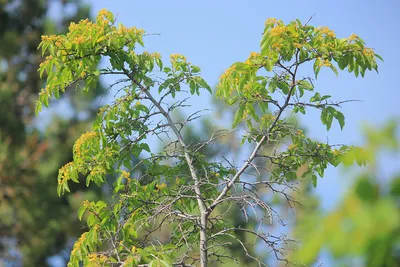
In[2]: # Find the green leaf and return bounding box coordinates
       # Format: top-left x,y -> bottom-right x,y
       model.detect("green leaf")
353,62 -> 359,77
374,53 -> 383,61
232,105 -> 245,128
268,80 -> 277,93
320,95 -> 331,101
246,102 -> 259,122
337,57 -> 348,70
197,77 -> 212,94
261,33 -> 273,54
298,80 -> 313,91
78,206 -> 87,221
334,110 -> 345,130
310,92 -> 321,102
156,58 -> 163,70
321,108 -> 334,131
312,174 -> 318,188
329,64 -> 338,77
315,66 -> 321,79
140,143 -> 151,152
300,49 -> 308,62
63,181 -> 71,193
96,200 -> 107,210
259,101 -> 268,113
265,59 -> 274,71
325,113 -> 334,131
113,203 -> 122,217
35,101 -> 42,116
277,80 -> 289,94
313,58 -> 321,78
57,184 -> 62,197
191,65 -> 201,73
189,80 -> 196,94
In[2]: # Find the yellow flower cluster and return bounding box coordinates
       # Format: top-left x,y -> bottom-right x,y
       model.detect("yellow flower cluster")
96,8 -> 114,25
71,19 -> 103,35
156,183 -> 167,190
348,33 -> 358,41
73,35 -> 85,45
318,26 -> 336,38
122,171 -> 130,179
83,200 -> 91,208
41,34 -> 61,42
265,18 -> 278,25
89,166 -> 106,177
75,131 -> 97,159
321,42 -> 334,48
38,86 -> 50,97
220,65 -> 236,80
55,40 -> 63,47
250,52 -> 260,58
127,27 -> 145,36
319,59 -> 331,67
97,8 -> 112,19
261,114 -> 276,124
115,25 -> 144,38
272,43 -> 283,51
170,53 -> 187,62
288,144 -> 297,150
293,43 -> 302,49
152,52 -> 161,59
116,25 -> 129,35
243,83 -> 252,91
245,53 -> 258,65
87,253 -> 107,265
362,47 -> 374,57
68,22 -> 78,32
71,232 -> 87,256
67,18 -> 107,46
58,162 -> 74,185
270,26 -> 286,37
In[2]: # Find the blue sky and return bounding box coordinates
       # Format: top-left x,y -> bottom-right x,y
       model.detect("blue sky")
85,0 -> 400,210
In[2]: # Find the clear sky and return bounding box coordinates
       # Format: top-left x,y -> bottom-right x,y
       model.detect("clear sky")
84,0 -> 400,211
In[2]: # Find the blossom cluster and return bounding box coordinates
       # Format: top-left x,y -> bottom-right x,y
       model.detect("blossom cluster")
58,162 -> 74,185
74,131 -> 97,159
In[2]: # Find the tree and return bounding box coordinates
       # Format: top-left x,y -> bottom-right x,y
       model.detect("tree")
0,1 -> 106,266
36,10 -> 381,266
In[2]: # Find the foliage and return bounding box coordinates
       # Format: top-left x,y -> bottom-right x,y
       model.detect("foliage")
36,10 -> 381,266
290,121 -> 400,266
0,1 -> 106,266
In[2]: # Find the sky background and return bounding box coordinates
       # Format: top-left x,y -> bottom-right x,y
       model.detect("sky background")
81,0 -> 400,211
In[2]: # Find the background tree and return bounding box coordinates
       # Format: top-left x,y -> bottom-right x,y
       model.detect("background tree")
0,1 -> 106,266
36,10 -> 382,267
289,121 -> 400,267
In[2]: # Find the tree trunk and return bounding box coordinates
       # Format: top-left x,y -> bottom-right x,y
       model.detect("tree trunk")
199,213 -> 208,267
